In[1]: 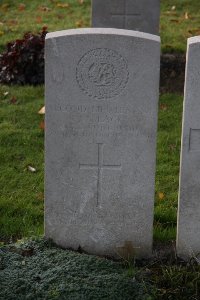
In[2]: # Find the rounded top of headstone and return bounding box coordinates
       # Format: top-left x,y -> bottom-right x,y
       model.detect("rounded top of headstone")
188,35 -> 200,45
46,28 -> 160,43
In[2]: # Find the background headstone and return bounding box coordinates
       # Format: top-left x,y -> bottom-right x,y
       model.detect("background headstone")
45,28 -> 160,258
177,36 -> 200,259
92,0 -> 160,35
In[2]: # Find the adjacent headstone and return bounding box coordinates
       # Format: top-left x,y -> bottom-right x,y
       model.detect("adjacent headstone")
45,28 -> 160,258
92,0 -> 160,35
177,36 -> 200,259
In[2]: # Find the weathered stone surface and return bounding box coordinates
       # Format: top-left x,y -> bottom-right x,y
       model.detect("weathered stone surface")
45,28 -> 160,258
92,0 -> 160,35
177,36 -> 200,260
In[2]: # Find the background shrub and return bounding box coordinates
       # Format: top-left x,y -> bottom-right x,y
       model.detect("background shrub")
0,27 -> 47,85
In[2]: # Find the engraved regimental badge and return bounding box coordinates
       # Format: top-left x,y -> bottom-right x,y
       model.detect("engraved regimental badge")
76,48 -> 129,99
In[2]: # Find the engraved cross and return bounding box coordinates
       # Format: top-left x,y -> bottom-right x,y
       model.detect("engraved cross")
110,0 -> 141,28
79,143 -> 121,206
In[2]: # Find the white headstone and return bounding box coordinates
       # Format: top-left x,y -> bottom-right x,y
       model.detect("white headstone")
45,28 -> 160,258
177,36 -> 200,259
92,0 -> 160,35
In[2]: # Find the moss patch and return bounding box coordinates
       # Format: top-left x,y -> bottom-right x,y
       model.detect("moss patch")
0,238 -> 154,300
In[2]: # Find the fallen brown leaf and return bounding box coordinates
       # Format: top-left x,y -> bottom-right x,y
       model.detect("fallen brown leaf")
160,104 -> 168,111
158,192 -> 165,200
10,96 -> 17,104
18,3 -> 26,11
76,20 -> 84,27
57,3 -> 70,8
39,120 -> 45,130
170,18 -> 180,23
36,192 -> 44,201
39,6 -> 51,12
36,16 -> 42,24
188,28 -> 200,35
38,106 -> 45,115
163,11 -> 178,16
185,12 -> 189,20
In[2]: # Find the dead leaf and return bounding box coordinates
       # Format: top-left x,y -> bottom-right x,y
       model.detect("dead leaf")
28,166 -> 36,173
163,11 -> 178,16
10,96 -> 17,104
36,192 -> 44,201
38,106 -> 45,114
188,28 -> 200,35
36,16 -> 42,24
78,0 -> 84,4
158,192 -> 165,200
28,166 -> 36,172
171,5 -> 176,11
3,91 -> 9,97
76,20 -> 84,27
184,12 -> 189,20
42,26 -> 48,31
39,6 -> 51,12
170,18 -> 180,23
39,120 -> 45,130
0,31 -> 4,36
18,3 -> 26,11
57,3 -> 70,8
160,104 -> 168,111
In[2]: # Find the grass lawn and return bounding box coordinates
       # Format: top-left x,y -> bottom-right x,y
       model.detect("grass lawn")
0,85 -> 44,242
0,0 -> 200,53
154,94 -> 183,242
161,0 -> 200,52
0,85 -> 183,243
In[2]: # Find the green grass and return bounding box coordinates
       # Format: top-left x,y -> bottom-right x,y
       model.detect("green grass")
0,0 -> 91,53
1,0 -> 200,53
154,94 -> 183,241
0,86 -> 183,243
161,0 -> 200,52
0,85 -> 44,241
150,261 -> 200,299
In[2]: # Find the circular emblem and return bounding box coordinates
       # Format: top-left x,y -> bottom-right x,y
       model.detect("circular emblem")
76,48 -> 129,99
